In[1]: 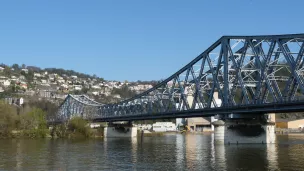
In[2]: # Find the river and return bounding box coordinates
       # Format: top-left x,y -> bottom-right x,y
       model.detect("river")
0,134 -> 304,171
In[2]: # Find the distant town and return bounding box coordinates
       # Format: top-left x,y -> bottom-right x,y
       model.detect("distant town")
0,63 -> 157,104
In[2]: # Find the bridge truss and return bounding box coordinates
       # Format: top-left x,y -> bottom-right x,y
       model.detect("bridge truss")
56,34 -> 304,122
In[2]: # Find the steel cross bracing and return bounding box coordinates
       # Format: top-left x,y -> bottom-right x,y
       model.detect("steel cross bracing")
56,34 -> 304,122
55,94 -> 104,122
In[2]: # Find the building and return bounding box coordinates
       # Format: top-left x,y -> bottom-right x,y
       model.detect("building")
177,91 -> 221,132
276,119 -> 304,129
137,124 -> 152,130
20,82 -> 28,89
3,80 -> 11,87
152,122 -> 176,132
34,73 -> 42,77
73,85 -> 82,91
186,117 -> 212,132
21,68 -> 28,73
71,75 -> 78,79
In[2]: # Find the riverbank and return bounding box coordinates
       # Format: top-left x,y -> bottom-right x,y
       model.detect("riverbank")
276,132 -> 304,136
1,127 -> 104,139
0,117 -> 105,139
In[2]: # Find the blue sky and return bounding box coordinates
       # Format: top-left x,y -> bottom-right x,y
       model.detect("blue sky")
0,0 -> 303,81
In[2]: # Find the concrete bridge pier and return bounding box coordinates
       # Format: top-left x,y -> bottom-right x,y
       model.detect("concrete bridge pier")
104,121 -> 138,138
212,114 -> 276,144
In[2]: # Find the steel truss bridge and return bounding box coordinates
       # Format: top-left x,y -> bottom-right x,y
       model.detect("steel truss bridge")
56,34 -> 304,123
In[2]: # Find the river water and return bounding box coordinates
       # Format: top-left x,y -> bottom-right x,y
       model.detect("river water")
0,134 -> 304,171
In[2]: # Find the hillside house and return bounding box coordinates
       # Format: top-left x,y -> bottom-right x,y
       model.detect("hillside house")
92,85 -> 101,89
73,85 -> 82,91
21,68 -> 28,73
20,82 -> 28,89
3,80 -> 11,87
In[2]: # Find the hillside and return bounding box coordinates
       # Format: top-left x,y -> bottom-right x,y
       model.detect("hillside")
0,63 -> 158,104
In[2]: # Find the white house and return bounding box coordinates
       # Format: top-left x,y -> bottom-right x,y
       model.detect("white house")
3,80 -> 11,87
21,68 -> 28,73
57,77 -> 65,83
73,85 -> 82,91
137,124 -> 152,130
113,94 -> 121,99
41,79 -> 48,84
92,85 -> 101,89
152,122 -> 176,132
34,73 -> 42,77
92,91 -> 99,95
61,84 -> 69,89
19,75 -> 26,80
71,75 -> 78,79
0,86 -> 4,92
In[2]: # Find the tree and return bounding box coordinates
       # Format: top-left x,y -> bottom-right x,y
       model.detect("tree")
81,87 -> 89,94
27,99 -> 58,121
19,108 -> 47,130
3,67 -> 11,77
11,64 -> 20,71
68,117 -> 92,137
0,101 -> 17,135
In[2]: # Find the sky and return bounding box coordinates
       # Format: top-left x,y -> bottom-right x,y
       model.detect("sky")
0,0 -> 303,81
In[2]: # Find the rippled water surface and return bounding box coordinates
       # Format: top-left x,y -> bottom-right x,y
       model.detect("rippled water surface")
1,134 -> 304,171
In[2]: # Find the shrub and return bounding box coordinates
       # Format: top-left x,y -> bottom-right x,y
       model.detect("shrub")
67,117 -> 93,138
19,108 -> 47,130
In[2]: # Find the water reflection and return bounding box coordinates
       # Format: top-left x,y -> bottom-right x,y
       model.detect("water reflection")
210,136 -> 226,171
0,135 -> 304,171
175,134 -> 185,170
15,139 -> 22,171
131,137 -> 137,165
267,144 -> 279,170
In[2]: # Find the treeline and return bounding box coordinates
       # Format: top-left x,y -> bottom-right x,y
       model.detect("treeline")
1,63 -> 159,85
44,68 -> 104,81
0,63 -> 105,81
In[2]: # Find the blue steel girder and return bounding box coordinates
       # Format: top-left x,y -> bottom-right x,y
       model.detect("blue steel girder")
54,34 -> 304,123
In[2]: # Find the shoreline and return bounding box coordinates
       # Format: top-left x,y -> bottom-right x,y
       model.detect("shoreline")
277,133 -> 304,136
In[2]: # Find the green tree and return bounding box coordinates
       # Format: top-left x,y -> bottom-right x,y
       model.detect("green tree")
11,64 -> 20,71
21,64 -> 26,69
0,101 -> 17,136
19,108 -> 47,130
3,67 -> 11,77
68,117 -> 92,138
